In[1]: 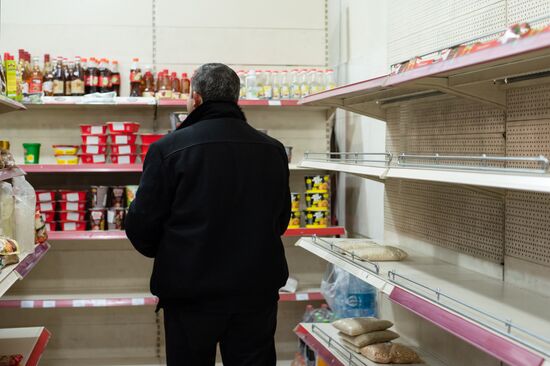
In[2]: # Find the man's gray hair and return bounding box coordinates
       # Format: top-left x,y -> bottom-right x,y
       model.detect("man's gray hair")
192,63 -> 240,102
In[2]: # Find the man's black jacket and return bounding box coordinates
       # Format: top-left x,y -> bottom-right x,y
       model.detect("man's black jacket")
125,101 -> 290,310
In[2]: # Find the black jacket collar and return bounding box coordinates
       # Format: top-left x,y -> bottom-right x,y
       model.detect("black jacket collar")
179,100 -> 247,130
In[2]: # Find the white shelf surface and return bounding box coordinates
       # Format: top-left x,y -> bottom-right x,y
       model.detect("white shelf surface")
0,243 -> 50,298
300,159 -> 550,193
0,327 -> 50,366
295,323 -> 444,366
296,237 -> 550,365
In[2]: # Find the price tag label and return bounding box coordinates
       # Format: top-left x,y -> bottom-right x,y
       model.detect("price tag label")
21,301 -> 34,308
295,293 -> 309,301
43,300 -> 56,308
131,298 -> 145,306
268,100 -> 282,106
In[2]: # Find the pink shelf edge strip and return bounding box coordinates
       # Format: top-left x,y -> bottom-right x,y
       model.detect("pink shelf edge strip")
389,287 -> 544,366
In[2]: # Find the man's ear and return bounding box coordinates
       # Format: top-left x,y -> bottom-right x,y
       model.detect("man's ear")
193,91 -> 203,107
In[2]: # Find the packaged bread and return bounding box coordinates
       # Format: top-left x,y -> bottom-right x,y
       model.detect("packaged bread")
340,338 -> 363,353
333,317 -> 393,336
0,237 -> 19,255
335,240 -> 377,252
0,254 -> 19,268
353,246 -> 408,261
339,329 -> 400,347
361,343 -> 423,364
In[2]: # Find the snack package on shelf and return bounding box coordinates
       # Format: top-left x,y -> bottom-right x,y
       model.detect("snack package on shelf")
0,236 -> 19,255
360,343 -> 423,364
0,254 -> 19,269
332,318 -> 393,337
34,210 -> 48,244
12,176 -> 37,253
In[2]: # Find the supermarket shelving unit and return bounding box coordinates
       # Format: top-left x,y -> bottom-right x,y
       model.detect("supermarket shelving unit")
0,93 -> 341,364
0,327 -> 51,366
297,30 -> 550,366
0,95 -> 26,114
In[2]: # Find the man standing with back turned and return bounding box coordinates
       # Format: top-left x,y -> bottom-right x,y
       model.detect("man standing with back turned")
125,63 -> 290,366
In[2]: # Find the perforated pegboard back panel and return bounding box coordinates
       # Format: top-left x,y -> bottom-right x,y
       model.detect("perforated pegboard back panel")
507,0 -> 550,26
506,191 -> 550,266
385,179 -> 505,262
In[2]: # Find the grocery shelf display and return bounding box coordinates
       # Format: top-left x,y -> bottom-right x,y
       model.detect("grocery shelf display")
0,243 -> 50,298
0,94 -> 26,114
0,327 -> 51,366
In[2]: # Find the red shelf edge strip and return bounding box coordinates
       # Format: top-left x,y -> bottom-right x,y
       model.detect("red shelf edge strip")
294,324 -> 344,366
26,328 -> 51,366
389,287 -> 544,366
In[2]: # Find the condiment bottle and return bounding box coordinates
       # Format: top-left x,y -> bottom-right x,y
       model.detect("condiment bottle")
98,58 -> 112,93
52,56 -> 65,96
42,54 -> 54,97
180,73 -> 190,99
142,69 -> 155,97
63,58 -> 73,96
170,72 -> 181,99
71,56 -> 85,96
129,58 -> 142,97
110,60 -> 120,96
28,56 -> 43,95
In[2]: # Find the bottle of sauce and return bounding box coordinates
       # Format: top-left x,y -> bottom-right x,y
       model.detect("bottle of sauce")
71,56 -> 85,96
180,72 -> 190,99
63,58 -> 73,96
142,69 -> 155,97
42,54 -> 54,96
129,58 -> 142,97
98,58 -> 112,93
28,56 -> 43,95
155,71 -> 168,99
52,56 -> 65,96
110,60 -> 120,96
18,50 -> 29,97
170,72 -> 181,99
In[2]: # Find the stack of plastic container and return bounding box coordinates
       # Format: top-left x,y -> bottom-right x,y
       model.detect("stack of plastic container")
107,122 -> 140,164
36,189 -> 88,231
80,124 -> 108,164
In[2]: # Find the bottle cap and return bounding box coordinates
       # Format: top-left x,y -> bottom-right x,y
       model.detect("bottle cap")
132,58 -> 139,62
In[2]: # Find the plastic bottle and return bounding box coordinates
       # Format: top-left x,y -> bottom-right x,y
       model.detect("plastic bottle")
98,58 -> 112,93
311,69 -> 323,94
129,58 -> 142,97
302,304 -> 314,323
110,60 -> 120,96
280,70 -> 290,99
12,176 -> 36,254
290,69 -> 301,99
180,72 -> 190,99
142,69 -> 155,97
170,72 -> 181,99
262,70 -> 272,99
299,70 -> 310,98
271,71 -> 280,100
344,275 -> 377,318
324,69 -> 336,90
256,70 -> 265,99
237,70 -> 246,99
18,50 -> 29,97
245,69 -> 258,99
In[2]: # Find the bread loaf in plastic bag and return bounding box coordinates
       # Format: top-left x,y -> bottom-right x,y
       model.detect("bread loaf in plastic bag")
361,342 -> 423,364
353,245 -> 408,261
339,329 -> 400,347
332,317 -> 393,336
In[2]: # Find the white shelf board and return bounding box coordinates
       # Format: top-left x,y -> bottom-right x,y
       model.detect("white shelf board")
0,252 -> 32,298
300,158 -> 550,193
295,323 -> 445,366
0,243 -> 50,298
296,237 -> 550,362
386,167 -> 550,193
299,160 -> 388,179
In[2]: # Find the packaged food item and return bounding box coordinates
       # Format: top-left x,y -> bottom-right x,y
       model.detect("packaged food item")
52,145 -> 79,156
332,318 -> 393,336
110,134 -> 137,145
0,182 -> 15,238
110,144 -> 138,155
58,211 -> 86,222
125,185 -> 138,206
0,354 -> 24,366
36,190 -> 56,202
288,211 -> 301,229
40,210 -> 55,222
80,124 -> 107,135
55,155 -> 79,165
0,254 -> 19,268
111,154 -> 138,164
80,144 -> 108,155
58,190 -> 87,202
339,330 -> 400,347
44,222 -> 57,232
291,193 -> 300,211
89,209 -> 106,230
106,122 -> 140,135
140,133 -> 165,145
37,201 -> 55,212
341,338 -> 362,353
305,175 -> 330,191
0,148 -> 15,169
22,143 -> 41,164
35,211 -> 48,244
58,221 -> 86,231
58,200 -> 87,211
13,176 -> 36,253
81,134 -> 108,145
352,246 -> 408,261
360,343 -> 422,364
80,154 -> 107,164
0,236 -> 19,255
90,186 -> 109,208
304,210 -> 328,228
110,186 -> 125,208
107,208 -> 125,230
305,191 -> 330,211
